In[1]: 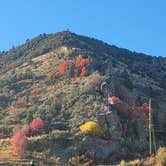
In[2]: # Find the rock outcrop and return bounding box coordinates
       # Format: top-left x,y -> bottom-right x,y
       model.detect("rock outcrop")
97,110 -> 122,140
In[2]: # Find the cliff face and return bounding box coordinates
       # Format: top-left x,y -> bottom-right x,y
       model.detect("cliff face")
0,31 -> 166,164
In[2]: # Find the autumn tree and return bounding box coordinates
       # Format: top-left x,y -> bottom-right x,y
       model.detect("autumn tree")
75,54 -> 89,77
80,67 -> 87,77
75,54 -> 89,68
58,61 -> 73,76
30,117 -> 44,135
11,126 -> 28,157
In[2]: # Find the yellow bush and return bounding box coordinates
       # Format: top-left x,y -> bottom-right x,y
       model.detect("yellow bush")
155,147 -> 166,166
119,160 -> 126,166
79,121 -> 104,137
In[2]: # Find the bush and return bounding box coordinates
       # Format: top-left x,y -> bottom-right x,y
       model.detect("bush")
80,72 -> 105,94
50,129 -> 70,139
69,155 -> 93,166
80,121 -> 104,137
155,147 -> 166,166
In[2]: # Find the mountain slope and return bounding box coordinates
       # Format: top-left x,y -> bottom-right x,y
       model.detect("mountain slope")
0,31 -> 166,165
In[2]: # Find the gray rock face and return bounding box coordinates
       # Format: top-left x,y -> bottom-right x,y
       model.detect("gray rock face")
81,135 -> 120,162
53,134 -> 120,163
97,111 -> 122,139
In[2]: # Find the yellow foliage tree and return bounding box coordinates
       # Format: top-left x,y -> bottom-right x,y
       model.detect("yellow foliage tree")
80,121 -> 104,137
155,147 -> 166,166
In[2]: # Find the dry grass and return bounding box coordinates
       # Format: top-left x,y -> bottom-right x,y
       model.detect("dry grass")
0,139 -> 18,161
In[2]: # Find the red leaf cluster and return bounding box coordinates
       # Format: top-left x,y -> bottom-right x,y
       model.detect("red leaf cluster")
108,96 -> 122,105
30,117 -> 44,134
31,88 -> 38,96
11,127 -> 28,156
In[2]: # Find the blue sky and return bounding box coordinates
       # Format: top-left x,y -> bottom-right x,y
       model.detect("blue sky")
0,0 -> 166,56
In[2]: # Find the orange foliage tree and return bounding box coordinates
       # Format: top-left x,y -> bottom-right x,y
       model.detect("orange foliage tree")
57,55 -> 89,78
47,54 -> 90,80
75,54 -> 89,68
11,127 -> 28,157
108,96 -> 122,105
30,117 -> 44,135
75,55 -> 89,77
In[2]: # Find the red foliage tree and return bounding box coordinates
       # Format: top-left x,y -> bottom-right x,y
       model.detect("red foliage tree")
11,127 -> 28,157
57,55 -> 89,78
58,61 -> 73,76
80,67 -> 87,77
75,55 -> 89,68
30,117 -> 44,134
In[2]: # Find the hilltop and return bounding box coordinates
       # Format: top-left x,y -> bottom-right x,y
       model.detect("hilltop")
0,31 -> 166,165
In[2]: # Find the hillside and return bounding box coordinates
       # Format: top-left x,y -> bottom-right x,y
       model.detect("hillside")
0,31 -> 166,165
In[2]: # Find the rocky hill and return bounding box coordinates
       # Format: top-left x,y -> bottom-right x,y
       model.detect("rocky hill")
0,31 -> 166,165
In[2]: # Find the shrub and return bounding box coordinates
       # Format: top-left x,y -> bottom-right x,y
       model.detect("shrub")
50,130 -> 70,139
80,121 -> 104,137
155,147 -> 166,166
80,72 -> 105,94
119,160 -> 126,166
31,88 -> 38,96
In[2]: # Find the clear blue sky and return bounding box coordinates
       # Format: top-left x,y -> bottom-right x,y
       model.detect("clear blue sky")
0,0 -> 166,56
